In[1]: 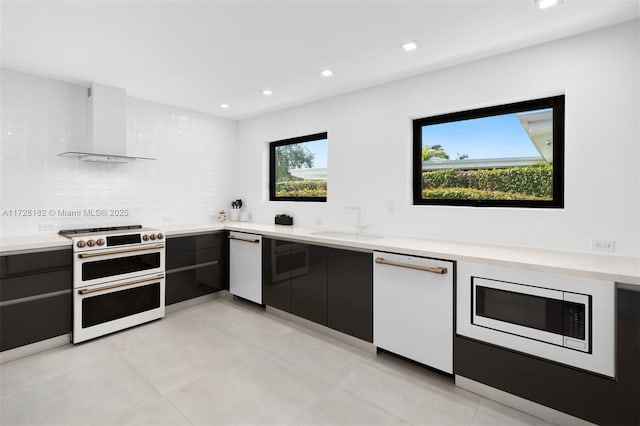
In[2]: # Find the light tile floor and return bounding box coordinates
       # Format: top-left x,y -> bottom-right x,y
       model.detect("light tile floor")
0,295 -> 555,426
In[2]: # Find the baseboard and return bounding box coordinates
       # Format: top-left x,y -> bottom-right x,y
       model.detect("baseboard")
0,334 -> 71,364
456,375 -> 596,426
165,291 -> 225,314
265,305 -> 376,354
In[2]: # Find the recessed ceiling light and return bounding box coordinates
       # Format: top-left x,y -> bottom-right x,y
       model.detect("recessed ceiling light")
261,89 -> 273,96
320,69 -> 334,78
534,0 -> 562,10
220,103 -> 230,109
401,40 -> 420,52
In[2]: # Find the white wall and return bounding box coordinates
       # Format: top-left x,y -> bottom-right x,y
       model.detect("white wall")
0,70 -> 237,236
236,21 -> 640,256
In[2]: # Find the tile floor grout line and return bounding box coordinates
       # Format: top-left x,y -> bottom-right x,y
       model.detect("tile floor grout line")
162,395 -> 197,426
106,338 -> 167,400
332,366 -> 420,426
466,395 -> 482,426
0,341 -> 121,400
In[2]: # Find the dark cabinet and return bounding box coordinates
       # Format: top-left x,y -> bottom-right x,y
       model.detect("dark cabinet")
262,238 -> 292,312
327,248 -> 373,342
616,286 -> 640,426
165,231 -> 226,305
262,238 -> 372,341
262,238 -> 328,324
291,243 -> 327,325
0,248 -> 73,351
454,285 -> 640,425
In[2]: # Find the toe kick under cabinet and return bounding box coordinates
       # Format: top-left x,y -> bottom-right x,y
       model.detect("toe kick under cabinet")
373,251 -> 454,374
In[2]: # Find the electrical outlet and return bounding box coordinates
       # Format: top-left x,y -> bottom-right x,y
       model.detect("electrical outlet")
592,239 -> 615,252
39,223 -> 54,231
386,200 -> 394,213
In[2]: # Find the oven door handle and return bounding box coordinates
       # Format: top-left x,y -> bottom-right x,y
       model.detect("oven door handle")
374,257 -> 448,274
77,244 -> 165,259
78,273 -> 165,295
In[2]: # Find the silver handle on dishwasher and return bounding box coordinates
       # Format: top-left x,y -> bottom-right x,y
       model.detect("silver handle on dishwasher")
228,235 -> 260,243
374,257 -> 448,274
78,273 -> 165,295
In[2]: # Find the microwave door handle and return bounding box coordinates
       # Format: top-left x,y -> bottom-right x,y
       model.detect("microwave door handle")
77,244 -> 165,259
78,273 -> 165,295
374,257 -> 448,274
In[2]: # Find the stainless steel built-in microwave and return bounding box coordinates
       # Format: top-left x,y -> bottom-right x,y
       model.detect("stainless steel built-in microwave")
456,261 -> 614,377
472,277 -> 590,352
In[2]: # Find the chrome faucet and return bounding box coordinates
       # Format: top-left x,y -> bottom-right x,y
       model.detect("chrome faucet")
345,205 -> 366,233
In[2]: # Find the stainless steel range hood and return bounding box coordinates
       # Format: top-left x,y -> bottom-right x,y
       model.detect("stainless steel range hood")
59,83 -> 156,163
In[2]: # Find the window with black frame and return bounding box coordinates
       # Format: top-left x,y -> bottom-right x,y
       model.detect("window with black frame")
413,95 -> 564,208
269,132 -> 328,202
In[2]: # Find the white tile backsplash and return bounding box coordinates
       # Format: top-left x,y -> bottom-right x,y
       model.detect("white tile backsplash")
0,69 -> 237,236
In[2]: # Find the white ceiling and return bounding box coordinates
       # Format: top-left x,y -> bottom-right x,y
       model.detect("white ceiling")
1,1 -> 638,120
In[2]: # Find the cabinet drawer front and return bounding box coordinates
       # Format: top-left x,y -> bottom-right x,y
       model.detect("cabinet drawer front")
0,269 -> 72,302
196,232 -> 223,250
165,263 -> 221,305
166,232 -> 223,254
0,294 -> 72,351
1,249 -> 72,279
166,247 -> 221,270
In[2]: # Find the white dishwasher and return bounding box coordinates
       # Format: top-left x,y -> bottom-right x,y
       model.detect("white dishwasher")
373,251 -> 454,374
229,231 -> 262,304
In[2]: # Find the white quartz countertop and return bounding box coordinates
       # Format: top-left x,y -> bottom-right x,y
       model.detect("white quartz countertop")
2,221 -> 639,285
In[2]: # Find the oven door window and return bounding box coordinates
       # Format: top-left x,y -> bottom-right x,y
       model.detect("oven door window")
475,286 -> 564,335
82,253 -> 160,281
82,282 -> 160,328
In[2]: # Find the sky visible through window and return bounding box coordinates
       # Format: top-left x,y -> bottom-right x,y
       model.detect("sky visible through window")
421,109 -> 551,160
298,139 -> 327,168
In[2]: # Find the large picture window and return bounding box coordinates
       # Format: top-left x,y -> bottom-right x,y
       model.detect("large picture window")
413,95 -> 564,208
269,132 -> 328,202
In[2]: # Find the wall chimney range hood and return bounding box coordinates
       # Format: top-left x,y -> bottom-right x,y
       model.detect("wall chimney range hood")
59,83 -> 156,163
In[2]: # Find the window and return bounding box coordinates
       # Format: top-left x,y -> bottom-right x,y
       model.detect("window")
269,132 -> 328,202
413,95 -> 564,208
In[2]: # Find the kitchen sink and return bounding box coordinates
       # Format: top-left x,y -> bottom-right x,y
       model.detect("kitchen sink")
310,231 -> 382,241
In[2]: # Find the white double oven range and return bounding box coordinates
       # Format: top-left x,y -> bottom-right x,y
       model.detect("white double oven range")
59,225 -> 166,343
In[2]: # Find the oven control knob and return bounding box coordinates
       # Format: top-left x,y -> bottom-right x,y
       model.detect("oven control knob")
149,234 -> 156,240
142,234 -> 149,241
87,240 -> 96,247
96,239 -> 105,246
156,233 -> 164,240
76,240 -> 86,248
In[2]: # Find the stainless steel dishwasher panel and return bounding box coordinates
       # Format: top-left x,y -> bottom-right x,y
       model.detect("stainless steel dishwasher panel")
229,231 -> 263,304
373,251 -> 454,374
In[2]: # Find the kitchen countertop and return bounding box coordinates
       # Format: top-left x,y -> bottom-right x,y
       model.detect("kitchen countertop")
1,221 -> 639,285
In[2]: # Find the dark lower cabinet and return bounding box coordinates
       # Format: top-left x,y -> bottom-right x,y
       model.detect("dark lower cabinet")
291,244 -> 327,325
327,248 -> 373,342
262,238 -> 292,312
262,239 -> 372,342
616,287 -> 640,426
454,285 -> 640,426
0,248 -> 73,352
165,232 -> 226,305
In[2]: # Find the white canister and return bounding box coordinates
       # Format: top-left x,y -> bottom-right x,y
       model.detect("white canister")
230,209 -> 240,221
240,211 -> 250,222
